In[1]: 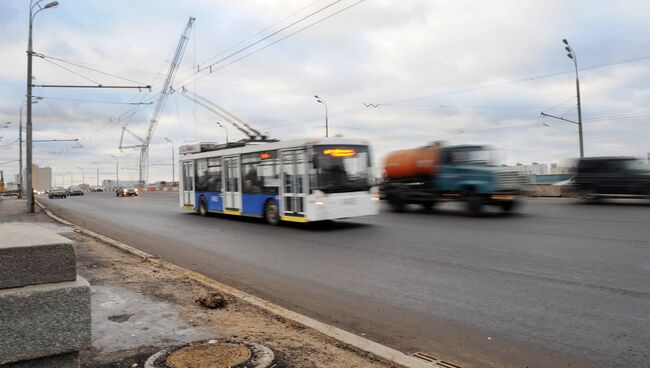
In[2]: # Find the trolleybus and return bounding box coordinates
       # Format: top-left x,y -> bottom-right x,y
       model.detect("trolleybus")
178,138 -> 380,225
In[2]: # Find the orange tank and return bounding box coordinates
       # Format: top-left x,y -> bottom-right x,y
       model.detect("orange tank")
384,145 -> 441,179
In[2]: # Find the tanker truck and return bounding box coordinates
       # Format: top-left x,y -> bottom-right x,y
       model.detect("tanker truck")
382,143 -> 525,214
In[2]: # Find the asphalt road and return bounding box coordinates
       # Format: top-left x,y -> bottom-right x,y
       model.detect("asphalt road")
39,192 -> 650,368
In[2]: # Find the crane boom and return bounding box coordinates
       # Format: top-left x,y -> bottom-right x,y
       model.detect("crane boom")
120,16 -> 195,184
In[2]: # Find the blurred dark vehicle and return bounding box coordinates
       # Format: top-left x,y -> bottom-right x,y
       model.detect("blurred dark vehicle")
116,185 -> 138,197
574,157 -> 650,200
48,186 -> 67,199
67,186 -> 84,196
91,186 -> 104,192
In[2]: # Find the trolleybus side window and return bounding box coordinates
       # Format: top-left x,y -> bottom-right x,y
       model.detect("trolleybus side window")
195,159 -> 209,192
242,151 -> 279,194
207,158 -> 222,192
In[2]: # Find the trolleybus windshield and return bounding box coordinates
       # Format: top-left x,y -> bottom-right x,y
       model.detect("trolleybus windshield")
314,145 -> 371,193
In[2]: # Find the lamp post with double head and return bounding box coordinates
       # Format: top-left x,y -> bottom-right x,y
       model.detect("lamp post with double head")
562,38 -> 584,158
314,95 -> 329,137
26,0 -> 59,212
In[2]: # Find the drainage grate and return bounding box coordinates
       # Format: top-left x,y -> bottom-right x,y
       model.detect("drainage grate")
412,352 -> 463,368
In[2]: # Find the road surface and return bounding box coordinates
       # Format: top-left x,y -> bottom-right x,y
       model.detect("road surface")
39,193 -> 650,368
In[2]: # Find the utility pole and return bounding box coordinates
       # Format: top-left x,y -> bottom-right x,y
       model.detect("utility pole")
314,95 -> 329,137
18,98 -> 41,198
562,39 -> 584,157
26,0 -> 59,212
164,137 -> 175,183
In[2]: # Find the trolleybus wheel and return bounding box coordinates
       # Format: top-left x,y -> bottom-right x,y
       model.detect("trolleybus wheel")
264,200 -> 280,226
199,196 -> 208,217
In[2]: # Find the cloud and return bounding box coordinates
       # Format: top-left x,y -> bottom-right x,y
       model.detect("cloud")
1,0 -> 649,183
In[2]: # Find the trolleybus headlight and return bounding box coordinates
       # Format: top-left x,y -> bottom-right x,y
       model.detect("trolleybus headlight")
311,190 -> 326,205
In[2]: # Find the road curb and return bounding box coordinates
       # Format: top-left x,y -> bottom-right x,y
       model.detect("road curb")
35,200 -> 432,368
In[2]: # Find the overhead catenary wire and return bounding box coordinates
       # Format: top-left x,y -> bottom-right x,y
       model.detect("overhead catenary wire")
172,0 -> 365,90
175,0 -> 344,86
194,0 -> 326,68
40,57 -> 102,85
35,52 -> 150,86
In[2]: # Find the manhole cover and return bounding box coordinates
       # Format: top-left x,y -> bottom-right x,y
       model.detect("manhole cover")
167,343 -> 251,368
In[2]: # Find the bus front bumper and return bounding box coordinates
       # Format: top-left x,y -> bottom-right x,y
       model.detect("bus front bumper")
306,192 -> 381,221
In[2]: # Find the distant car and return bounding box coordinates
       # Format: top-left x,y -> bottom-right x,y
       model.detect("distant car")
91,186 -> 104,192
574,157 -> 650,200
116,186 -> 138,197
67,186 -> 84,196
48,186 -> 67,199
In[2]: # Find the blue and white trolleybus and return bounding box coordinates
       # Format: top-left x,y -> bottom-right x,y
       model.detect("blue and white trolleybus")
178,138 -> 380,225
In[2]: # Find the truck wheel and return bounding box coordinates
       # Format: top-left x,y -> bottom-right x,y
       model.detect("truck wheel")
264,200 -> 280,225
421,201 -> 435,210
388,193 -> 406,212
199,196 -> 208,217
465,189 -> 482,216
500,200 -> 517,213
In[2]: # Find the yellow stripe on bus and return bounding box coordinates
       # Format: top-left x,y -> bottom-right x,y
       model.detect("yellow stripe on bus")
182,205 -> 195,211
223,209 -> 242,216
281,215 -> 309,223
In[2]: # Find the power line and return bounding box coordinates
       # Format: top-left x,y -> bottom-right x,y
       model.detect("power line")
35,53 -> 149,86
40,57 -> 102,85
194,0 -> 326,69
182,0 -> 343,80
173,0 -> 365,89
39,96 -> 154,105
375,55 -> 650,107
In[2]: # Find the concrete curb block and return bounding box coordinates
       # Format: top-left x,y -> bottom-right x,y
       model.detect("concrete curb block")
35,200 -> 432,368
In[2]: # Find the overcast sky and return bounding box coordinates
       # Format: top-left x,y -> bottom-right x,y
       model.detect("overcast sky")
1,0 -> 649,184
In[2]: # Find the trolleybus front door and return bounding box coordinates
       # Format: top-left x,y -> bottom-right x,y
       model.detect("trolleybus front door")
281,150 -> 307,218
181,161 -> 194,208
223,156 -> 241,212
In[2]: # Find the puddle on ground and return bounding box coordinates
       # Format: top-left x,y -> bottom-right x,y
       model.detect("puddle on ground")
92,285 -> 216,352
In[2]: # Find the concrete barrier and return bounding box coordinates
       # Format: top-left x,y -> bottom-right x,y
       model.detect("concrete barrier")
0,224 -> 76,289
525,184 -> 563,197
0,223 -> 91,367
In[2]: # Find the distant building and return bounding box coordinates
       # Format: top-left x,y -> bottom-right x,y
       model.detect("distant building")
29,164 -> 52,192
549,163 -> 573,174
514,162 -> 549,175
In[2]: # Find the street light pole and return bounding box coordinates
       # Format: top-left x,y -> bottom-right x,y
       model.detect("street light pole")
314,95 -> 329,137
215,122 -> 228,143
110,154 -> 119,187
563,38 -> 584,158
90,161 -> 99,187
164,137 -> 175,183
26,0 -> 59,212
19,97 -> 41,198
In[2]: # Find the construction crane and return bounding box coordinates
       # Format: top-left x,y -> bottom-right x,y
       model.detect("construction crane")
119,16 -> 195,184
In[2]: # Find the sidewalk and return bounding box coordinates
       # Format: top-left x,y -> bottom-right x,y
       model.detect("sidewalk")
0,198 -> 397,368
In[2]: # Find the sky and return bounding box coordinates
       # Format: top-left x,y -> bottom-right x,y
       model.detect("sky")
1,0 -> 649,185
